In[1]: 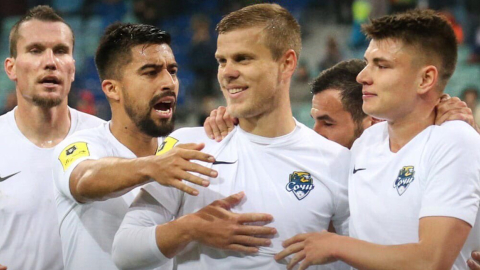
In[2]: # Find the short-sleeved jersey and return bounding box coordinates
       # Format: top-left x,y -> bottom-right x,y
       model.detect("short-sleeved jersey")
349,121 -> 480,270
120,121 -> 351,270
52,122 -> 170,270
0,108 -> 104,270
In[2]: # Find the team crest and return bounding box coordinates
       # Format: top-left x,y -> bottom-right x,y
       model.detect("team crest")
286,171 -> 315,200
393,166 -> 415,196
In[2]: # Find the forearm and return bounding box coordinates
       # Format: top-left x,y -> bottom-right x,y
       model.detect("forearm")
72,157 -> 151,202
155,214 -> 196,258
113,225 -> 170,270
334,236 -> 450,270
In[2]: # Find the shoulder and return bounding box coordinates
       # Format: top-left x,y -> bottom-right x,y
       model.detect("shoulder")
351,121 -> 387,152
55,124 -> 107,155
434,121 -> 480,141
70,108 -> 106,130
0,111 -> 10,127
426,121 -> 480,153
166,126 -> 220,150
168,127 -> 209,142
298,123 -> 350,158
0,109 -> 14,127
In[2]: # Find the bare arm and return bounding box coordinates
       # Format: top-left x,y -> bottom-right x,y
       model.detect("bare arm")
276,216 -> 471,270
70,143 -> 217,203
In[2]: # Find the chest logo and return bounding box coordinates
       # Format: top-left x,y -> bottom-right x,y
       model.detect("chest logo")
394,166 -> 415,196
286,171 -> 315,200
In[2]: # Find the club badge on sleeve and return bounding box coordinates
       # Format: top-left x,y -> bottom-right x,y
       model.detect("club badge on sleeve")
156,137 -> 179,155
58,142 -> 90,171
286,171 -> 315,200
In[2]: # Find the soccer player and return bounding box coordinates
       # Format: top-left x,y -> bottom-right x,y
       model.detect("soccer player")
0,6 -> 105,270
52,22 -> 274,270
309,59 -> 375,149
276,9 -> 480,270
112,3 -> 350,270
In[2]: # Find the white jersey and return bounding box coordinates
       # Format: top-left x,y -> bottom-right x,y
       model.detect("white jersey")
113,120 -> 351,270
0,108 -> 103,270
52,122 -> 171,270
349,121 -> 480,270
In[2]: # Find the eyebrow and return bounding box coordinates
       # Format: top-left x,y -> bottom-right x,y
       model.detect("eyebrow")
139,63 -> 178,71
365,57 -> 392,65
25,43 -> 45,51
311,114 -> 335,122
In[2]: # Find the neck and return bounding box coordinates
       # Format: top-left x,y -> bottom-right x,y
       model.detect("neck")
109,112 -> 158,157
238,93 -> 296,138
14,97 -> 71,148
387,102 -> 436,153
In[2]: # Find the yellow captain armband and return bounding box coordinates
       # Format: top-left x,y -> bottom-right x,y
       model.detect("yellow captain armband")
58,142 -> 90,171
156,137 -> 179,155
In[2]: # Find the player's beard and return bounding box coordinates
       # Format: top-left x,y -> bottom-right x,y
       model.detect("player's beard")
32,95 -> 62,108
124,92 -> 176,138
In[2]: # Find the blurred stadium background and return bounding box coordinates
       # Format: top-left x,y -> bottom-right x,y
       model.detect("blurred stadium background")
1,0 -> 480,128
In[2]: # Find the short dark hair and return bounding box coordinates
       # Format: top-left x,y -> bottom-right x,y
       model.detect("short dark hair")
216,3 -> 301,60
95,23 -> 171,81
9,5 -> 74,58
361,9 -> 457,90
311,59 -> 367,124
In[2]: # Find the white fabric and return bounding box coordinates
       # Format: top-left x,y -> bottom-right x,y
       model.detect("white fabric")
349,121 -> 480,270
0,108 -> 103,270
52,122 -> 171,270
113,120 -> 351,270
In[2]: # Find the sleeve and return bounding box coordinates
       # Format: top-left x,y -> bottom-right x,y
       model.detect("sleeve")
52,137 -> 107,203
419,123 -> 480,226
112,188 -> 176,270
331,148 -> 351,236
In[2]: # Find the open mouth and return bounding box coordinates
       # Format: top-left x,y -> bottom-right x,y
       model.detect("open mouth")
39,76 -> 61,85
153,98 -> 175,115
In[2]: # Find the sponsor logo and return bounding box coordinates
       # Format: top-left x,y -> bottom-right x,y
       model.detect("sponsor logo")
0,171 -> 20,182
59,142 -> 90,171
353,166 -> 366,174
156,137 -> 179,155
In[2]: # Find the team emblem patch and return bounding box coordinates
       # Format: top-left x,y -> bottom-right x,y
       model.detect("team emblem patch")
393,166 -> 415,196
156,137 -> 178,155
58,142 -> 90,171
286,171 -> 315,200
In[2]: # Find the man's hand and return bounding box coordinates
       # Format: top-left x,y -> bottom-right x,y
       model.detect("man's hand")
145,143 -> 218,196
188,192 -> 277,253
468,251 -> 480,270
204,106 -> 238,142
435,94 -> 480,133
275,231 -> 338,270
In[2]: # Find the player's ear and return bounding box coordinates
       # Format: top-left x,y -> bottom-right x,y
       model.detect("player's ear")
417,65 -> 437,95
101,80 -> 121,102
4,57 -> 17,82
280,49 -> 297,80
